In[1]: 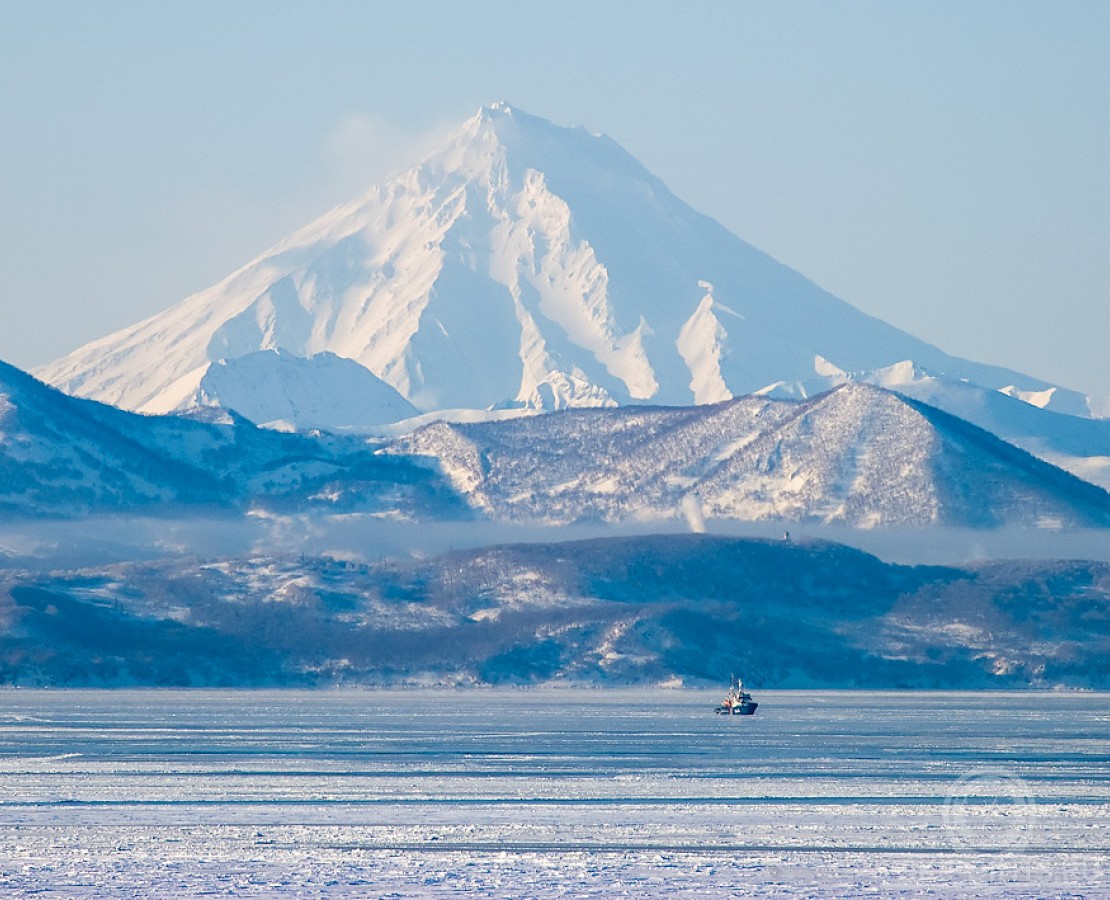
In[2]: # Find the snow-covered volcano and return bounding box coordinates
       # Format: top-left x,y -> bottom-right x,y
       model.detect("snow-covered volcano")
37,103 -> 1092,420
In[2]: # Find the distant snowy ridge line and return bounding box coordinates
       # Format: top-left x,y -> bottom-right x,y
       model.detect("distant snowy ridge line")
367,355 -> 1110,492
129,347 -> 1110,495
36,103 -> 1102,434
6,352 -> 1110,528
387,382 -> 1110,529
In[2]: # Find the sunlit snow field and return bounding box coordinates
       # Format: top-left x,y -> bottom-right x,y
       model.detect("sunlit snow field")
0,690 -> 1106,897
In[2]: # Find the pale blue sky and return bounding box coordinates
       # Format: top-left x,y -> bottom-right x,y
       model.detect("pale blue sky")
2,1 -> 1108,396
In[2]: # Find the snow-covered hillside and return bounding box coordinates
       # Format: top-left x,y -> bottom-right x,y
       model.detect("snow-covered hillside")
37,103 -> 1094,423
0,359 -> 229,515
392,383 -> 1110,528
192,349 -> 418,432
0,358 -> 453,518
761,360 -> 1110,490
7,352 -> 1109,528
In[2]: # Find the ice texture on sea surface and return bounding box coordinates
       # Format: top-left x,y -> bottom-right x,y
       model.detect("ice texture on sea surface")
0,690 -> 1106,897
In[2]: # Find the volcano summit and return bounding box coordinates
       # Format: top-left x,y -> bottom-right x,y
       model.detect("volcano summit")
38,103 -> 1090,426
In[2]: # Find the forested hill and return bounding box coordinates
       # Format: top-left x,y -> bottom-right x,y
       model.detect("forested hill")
2,534 -> 1107,689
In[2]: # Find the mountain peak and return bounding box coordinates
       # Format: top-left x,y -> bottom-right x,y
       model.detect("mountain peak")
37,106 -> 1078,425
448,101 -> 591,164
478,100 -> 516,118
452,100 -> 530,154
193,350 -> 418,432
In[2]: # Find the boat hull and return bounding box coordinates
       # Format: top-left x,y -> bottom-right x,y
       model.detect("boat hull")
715,702 -> 758,716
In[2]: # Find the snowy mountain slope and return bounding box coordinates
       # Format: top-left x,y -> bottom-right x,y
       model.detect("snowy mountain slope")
391,383 -> 1110,528
0,358 -> 454,518
8,349 -> 1109,528
0,359 -> 230,515
191,349 -> 418,431
3,535 -> 1108,688
761,360 -> 1110,489
37,103 -> 1094,420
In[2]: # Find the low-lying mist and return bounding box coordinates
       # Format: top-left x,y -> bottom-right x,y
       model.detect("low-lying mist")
3,513 -> 1110,572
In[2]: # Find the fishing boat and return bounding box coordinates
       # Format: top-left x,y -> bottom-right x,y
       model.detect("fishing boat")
714,675 -> 758,715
